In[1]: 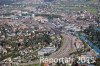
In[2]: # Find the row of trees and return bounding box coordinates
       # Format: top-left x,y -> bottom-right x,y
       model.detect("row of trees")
83,25 -> 100,48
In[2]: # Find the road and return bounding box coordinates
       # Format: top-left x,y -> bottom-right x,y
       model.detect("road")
49,34 -> 76,58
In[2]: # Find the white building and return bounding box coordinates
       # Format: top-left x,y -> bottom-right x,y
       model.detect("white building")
38,47 -> 56,56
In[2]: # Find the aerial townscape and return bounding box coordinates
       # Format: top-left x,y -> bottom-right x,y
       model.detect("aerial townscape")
0,0 -> 100,66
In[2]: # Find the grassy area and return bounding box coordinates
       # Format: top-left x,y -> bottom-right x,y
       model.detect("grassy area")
57,5 -> 97,14
53,0 -> 98,15
19,64 -> 40,66
83,6 -> 97,14
91,0 -> 98,2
